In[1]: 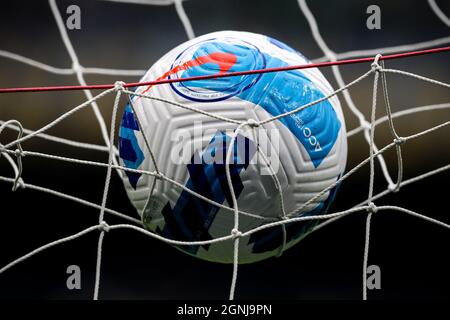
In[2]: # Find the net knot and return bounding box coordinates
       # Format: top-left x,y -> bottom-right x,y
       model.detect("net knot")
72,62 -> 82,73
367,202 -> 378,214
371,54 -> 383,73
12,146 -> 24,192
153,171 -> 163,180
388,183 -> 400,193
114,81 -> 126,92
246,119 -> 260,128
12,177 -> 25,191
99,221 -> 111,233
361,121 -> 371,131
231,228 -> 242,239
326,51 -> 337,61
394,137 -> 406,145
14,148 -> 24,157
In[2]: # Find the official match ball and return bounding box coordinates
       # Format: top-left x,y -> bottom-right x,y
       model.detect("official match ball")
118,31 -> 347,263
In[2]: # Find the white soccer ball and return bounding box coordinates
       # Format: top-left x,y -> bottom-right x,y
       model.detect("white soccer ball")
118,31 -> 347,264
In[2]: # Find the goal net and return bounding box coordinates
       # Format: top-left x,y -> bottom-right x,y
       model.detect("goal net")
0,0 -> 449,300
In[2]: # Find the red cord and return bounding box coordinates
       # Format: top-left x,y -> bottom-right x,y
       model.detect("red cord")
1,46 -> 449,94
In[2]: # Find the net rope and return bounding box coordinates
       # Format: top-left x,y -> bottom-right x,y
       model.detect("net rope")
0,0 -> 449,300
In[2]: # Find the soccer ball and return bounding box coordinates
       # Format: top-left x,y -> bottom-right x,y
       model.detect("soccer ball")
118,31 -> 347,263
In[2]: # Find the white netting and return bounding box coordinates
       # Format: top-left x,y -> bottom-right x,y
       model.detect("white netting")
0,0 -> 449,300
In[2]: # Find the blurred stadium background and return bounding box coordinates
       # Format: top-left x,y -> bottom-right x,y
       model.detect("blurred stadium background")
0,0 -> 449,299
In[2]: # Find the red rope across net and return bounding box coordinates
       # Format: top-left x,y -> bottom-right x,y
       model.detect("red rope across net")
1,46 -> 449,94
